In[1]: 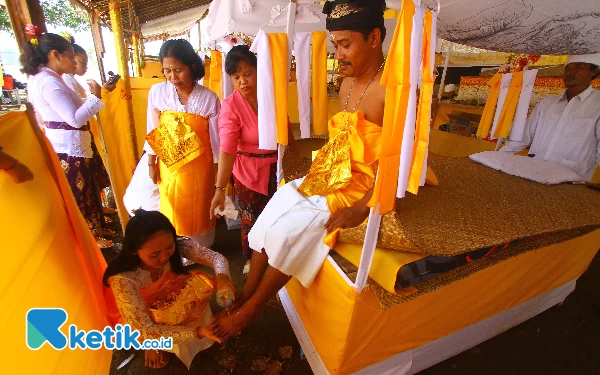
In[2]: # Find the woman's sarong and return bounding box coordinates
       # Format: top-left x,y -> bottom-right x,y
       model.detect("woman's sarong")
46,121 -> 110,231
146,111 -> 216,237
234,160 -> 277,259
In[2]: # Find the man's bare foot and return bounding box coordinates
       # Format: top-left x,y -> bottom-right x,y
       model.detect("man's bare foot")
144,350 -> 169,368
212,303 -> 263,340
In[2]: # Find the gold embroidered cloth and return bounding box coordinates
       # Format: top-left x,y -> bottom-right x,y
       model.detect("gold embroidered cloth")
145,110 -> 205,173
297,112 -> 353,197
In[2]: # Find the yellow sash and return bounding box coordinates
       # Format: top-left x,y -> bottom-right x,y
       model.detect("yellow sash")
312,31 -> 329,136
145,110 -> 205,173
268,33 -> 289,145
493,71 -> 524,139
476,73 -> 502,138
407,10 -> 434,195
368,0 -> 415,215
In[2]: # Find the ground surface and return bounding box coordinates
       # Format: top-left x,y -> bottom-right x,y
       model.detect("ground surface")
102,214 -> 599,375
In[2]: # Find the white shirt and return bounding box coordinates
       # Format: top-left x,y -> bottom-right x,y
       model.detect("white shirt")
62,73 -> 87,99
144,82 -> 221,162
27,67 -> 103,128
501,85 -> 600,181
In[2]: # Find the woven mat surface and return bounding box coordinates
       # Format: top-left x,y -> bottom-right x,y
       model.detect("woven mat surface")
341,158 -> 600,256
331,226 -> 599,310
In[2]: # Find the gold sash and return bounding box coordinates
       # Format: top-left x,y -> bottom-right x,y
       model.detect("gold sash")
145,110 -> 205,173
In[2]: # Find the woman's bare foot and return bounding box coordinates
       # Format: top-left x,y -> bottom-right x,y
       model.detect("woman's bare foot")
213,296 -> 245,319
211,303 -> 263,340
144,350 -> 169,368
95,237 -> 113,249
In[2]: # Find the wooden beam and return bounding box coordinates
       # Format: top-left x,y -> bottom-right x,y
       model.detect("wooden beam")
4,0 -> 47,51
88,9 -> 107,83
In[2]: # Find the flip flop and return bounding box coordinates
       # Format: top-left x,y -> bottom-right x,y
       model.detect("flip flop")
95,237 -> 113,249
104,216 -> 113,223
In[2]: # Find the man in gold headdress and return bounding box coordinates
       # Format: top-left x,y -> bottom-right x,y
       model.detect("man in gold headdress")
212,0 -> 388,338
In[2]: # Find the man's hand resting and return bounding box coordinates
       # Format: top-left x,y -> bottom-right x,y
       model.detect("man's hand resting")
325,205 -> 370,233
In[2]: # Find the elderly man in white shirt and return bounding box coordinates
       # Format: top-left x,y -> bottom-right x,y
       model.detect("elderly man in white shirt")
501,54 -> 600,181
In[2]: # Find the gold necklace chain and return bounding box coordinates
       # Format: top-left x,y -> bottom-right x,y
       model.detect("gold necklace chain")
343,61 -> 385,113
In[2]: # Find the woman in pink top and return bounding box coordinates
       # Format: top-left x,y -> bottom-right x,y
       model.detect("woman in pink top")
210,45 -> 294,267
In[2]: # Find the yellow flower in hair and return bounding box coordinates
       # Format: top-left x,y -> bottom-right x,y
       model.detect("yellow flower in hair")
30,38 -> 39,46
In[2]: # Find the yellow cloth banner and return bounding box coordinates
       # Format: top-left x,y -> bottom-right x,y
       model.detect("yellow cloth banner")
0,111 -> 110,373
407,11 -> 434,195
268,33 -> 289,145
97,80 -> 137,227
209,50 -> 222,100
287,229 -> 600,374
131,77 -> 164,155
140,61 -> 163,79
369,0 -> 415,214
312,31 -> 329,136
493,71 -> 524,139
476,73 -> 502,138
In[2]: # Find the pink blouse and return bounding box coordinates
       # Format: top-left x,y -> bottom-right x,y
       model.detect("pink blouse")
218,90 -> 277,195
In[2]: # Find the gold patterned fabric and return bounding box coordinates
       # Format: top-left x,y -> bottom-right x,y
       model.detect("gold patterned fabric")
145,110 -> 205,173
297,113 -> 353,197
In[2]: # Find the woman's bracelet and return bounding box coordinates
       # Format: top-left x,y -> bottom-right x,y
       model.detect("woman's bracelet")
1,159 -> 19,171
214,185 -> 226,192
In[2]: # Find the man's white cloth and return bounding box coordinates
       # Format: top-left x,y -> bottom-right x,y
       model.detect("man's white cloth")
248,178 -> 331,288
500,86 -> 600,181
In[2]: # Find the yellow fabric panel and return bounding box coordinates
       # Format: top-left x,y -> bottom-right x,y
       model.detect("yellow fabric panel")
312,31 -> 329,136
288,228 -> 600,374
476,73 -> 502,138
369,0 -> 415,214
209,51 -> 222,100
98,80 -> 137,227
288,82 -> 299,124
131,77 -> 165,155
268,33 -> 289,145
408,11 -> 434,195
493,71 -> 523,139
285,259 -> 357,373
0,111 -> 110,373
592,167 -> 600,183
429,129 -> 496,157
140,61 -> 164,79
334,242 -> 425,294
432,103 -> 484,130
0,63 -> 4,86
384,8 -> 400,19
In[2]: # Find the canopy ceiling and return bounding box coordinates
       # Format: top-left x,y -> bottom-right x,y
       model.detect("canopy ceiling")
204,0 -> 599,55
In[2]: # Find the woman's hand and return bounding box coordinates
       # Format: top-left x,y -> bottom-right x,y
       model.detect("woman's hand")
149,164 -> 160,184
210,190 -> 226,219
87,79 -> 102,98
196,324 -> 222,344
324,204 -> 370,233
5,161 -> 34,184
103,82 -> 117,92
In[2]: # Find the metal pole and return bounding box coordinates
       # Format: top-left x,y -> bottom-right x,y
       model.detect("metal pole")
437,41 -> 452,100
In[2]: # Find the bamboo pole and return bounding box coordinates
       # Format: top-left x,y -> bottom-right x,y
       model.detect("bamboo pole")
132,31 -> 142,77
88,9 -> 107,83
108,0 -> 139,162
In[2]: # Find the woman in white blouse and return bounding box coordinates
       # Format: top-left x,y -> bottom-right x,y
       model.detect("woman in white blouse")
144,39 -> 220,247
21,33 -> 112,248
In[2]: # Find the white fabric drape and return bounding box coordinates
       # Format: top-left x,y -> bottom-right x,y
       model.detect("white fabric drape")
294,32 -> 312,139
396,6 -> 426,198
250,30 -> 278,150
508,69 -> 539,142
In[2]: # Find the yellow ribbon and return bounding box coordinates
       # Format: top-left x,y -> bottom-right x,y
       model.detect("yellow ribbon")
493,71 -> 524,139
209,50 -> 222,100
407,10 -> 434,195
476,73 -> 502,138
268,33 -> 289,145
368,0 -> 415,215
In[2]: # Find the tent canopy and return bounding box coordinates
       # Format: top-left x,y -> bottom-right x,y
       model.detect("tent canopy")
203,0 -> 600,55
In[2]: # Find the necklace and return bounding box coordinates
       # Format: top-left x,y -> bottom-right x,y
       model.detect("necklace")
343,61 -> 385,113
